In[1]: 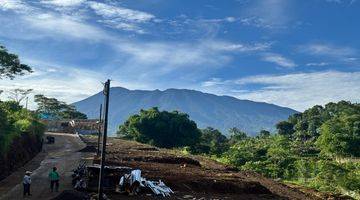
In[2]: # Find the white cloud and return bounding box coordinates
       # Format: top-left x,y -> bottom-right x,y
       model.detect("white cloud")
306,62 -> 330,66
225,16 -> 236,22
98,19 -> 146,34
0,0 -> 34,12
326,0 -> 343,3
0,60 -> 105,109
40,0 -> 86,7
301,43 -> 356,57
300,43 -> 359,65
0,0 -> 111,41
87,1 -> 155,33
325,0 -> 357,4
23,13 -> 111,41
241,0 -> 293,29
201,78 -> 226,87
88,1 -> 154,22
208,41 -> 271,52
115,41 -> 231,75
201,71 -> 360,111
112,40 -> 272,80
262,53 -> 297,68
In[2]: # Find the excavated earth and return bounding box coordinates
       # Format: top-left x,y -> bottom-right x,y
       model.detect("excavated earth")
79,136 -> 344,200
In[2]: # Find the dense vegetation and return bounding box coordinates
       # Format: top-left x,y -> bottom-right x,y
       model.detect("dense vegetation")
34,94 -> 87,119
0,44 -> 44,155
119,102 -> 360,198
118,107 -> 201,148
221,101 -> 360,198
0,101 -> 45,155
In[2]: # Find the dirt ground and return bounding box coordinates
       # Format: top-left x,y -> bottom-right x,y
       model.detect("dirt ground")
0,134 -> 348,200
82,137 -> 326,200
0,133 -> 92,200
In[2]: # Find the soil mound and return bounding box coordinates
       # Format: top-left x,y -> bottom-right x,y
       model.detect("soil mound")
182,180 -> 272,194
135,147 -> 159,151
51,190 -> 89,200
78,145 -> 97,153
109,156 -> 201,167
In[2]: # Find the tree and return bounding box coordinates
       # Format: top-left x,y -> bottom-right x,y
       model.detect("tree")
34,94 -> 65,117
0,45 -> 32,79
316,115 -> 360,157
258,130 -> 271,138
276,121 -> 295,136
7,88 -> 33,104
118,107 -> 201,148
199,127 -> 229,155
59,105 -> 87,119
229,127 -> 248,144
34,94 -> 87,119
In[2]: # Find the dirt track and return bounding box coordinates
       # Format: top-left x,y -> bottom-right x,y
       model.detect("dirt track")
0,133 -> 91,200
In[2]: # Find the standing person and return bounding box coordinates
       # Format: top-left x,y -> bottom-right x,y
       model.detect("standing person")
23,171 -> 32,197
48,167 -> 60,192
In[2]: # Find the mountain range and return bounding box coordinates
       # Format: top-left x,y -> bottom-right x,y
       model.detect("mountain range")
73,87 -> 297,136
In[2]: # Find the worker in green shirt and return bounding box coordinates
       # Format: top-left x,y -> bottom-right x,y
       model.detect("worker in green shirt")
48,167 -> 60,192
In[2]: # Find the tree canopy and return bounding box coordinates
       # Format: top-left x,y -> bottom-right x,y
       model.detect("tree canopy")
7,88 -> 33,103
0,45 -> 32,79
34,94 -> 87,120
118,107 -> 201,148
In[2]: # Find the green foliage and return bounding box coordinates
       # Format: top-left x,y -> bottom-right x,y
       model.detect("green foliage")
228,127 -> 248,145
0,45 -> 32,79
276,121 -> 294,136
118,102 -> 360,198
14,119 -> 32,132
0,101 -> 45,155
34,94 -> 87,119
223,101 -> 360,198
118,107 -> 201,148
192,127 -> 229,155
317,114 -> 360,157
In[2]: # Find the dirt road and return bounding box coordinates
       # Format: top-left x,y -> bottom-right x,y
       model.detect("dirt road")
0,132 -> 90,200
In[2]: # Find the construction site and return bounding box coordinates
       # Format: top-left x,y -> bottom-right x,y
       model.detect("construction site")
0,80 -> 353,200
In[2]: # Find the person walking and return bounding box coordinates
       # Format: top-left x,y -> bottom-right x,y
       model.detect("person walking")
23,171 -> 32,197
48,167 -> 60,192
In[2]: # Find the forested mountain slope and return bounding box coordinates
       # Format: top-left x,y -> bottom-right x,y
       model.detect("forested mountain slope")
73,87 -> 297,135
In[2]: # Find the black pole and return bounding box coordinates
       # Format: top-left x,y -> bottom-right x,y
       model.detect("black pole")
98,79 -> 110,200
25,97 -> 29,110
97,104 -> 102,156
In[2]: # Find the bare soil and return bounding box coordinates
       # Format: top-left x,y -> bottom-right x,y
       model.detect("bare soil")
82,137 -> 324,200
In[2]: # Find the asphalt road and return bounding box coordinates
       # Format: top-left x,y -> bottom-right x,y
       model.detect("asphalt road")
0,132 -> 90,200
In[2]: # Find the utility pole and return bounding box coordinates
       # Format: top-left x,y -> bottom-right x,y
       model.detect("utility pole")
98,79 -> 110,200
97,104 -> 102,156
25,97 -> 29,110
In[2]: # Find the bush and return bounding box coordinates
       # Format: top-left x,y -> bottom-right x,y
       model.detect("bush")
0,101 -> 45,155
14,119 -> 32,132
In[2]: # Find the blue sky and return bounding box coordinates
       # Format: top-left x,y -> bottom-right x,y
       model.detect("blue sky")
0,0 -> 359,111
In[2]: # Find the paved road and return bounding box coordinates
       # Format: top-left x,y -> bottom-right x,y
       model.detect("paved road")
0,132 -> 91,200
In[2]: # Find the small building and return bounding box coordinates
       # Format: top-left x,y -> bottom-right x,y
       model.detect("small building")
42,119 -> 100,135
